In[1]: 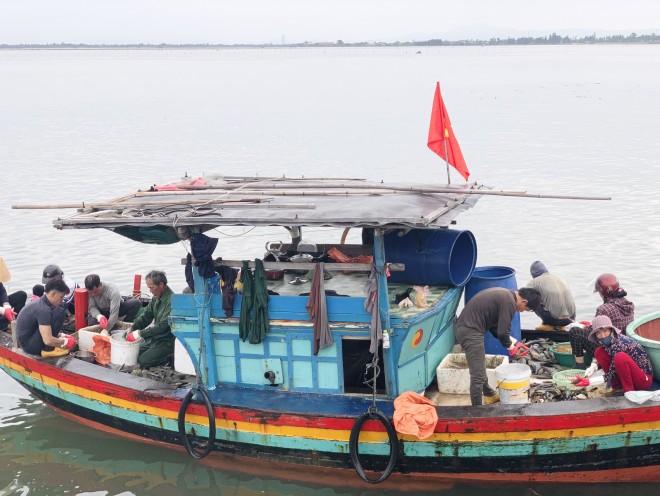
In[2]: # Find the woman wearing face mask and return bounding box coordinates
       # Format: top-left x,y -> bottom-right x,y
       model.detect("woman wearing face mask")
579,314 -> 654,393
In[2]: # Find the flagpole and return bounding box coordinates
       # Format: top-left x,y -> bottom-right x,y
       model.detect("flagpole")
443,134 -> 451,185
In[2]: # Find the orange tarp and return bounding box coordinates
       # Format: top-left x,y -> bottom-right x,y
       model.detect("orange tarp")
393,391 -> 438,439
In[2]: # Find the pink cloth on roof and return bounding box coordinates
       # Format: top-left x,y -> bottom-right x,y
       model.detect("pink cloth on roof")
152,177 -> 206,191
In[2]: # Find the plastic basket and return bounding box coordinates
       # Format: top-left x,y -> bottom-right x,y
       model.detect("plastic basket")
552,369 -> 586,390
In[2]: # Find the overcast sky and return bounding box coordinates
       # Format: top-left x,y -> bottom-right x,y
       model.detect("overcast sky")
2,0 -> 659,45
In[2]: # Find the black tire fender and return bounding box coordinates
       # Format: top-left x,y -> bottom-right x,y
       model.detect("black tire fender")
349,408 -> 399,483
178,385 -> 216,459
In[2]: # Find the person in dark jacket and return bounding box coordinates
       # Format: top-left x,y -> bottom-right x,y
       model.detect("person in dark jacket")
455,287 -> 541,406
568,273 -> 634,371
15,278 -> 77,357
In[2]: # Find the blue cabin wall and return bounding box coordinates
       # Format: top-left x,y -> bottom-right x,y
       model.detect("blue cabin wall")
171,286 -> 461,399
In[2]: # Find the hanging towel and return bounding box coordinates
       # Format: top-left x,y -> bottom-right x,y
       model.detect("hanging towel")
364,265 -> 382,354
238,260 -> 254,342
191,233 -> 219,278
393,391 -> 438,440
185,253 -> 195,292
307,262 -> 333,355
250,259 -> 270,344
217,265 -> 239,317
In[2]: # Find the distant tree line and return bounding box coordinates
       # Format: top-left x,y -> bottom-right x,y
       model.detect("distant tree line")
2,32 -> 658,49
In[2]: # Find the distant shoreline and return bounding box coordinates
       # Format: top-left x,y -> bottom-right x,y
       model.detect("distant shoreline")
1,32 -> 659,49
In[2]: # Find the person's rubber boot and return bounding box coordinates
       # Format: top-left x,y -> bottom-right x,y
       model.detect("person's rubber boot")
483,384 -> 500,405
41,346 -> 69,358
535,324 -> 555,331
574,357 -> 587,370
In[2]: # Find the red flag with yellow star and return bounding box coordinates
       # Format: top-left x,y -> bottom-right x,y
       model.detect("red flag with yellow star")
427,82 -> 470,181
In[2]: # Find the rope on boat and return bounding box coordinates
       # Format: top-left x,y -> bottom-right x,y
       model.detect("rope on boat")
178,383 -> 216,459
349,353 -> 399,484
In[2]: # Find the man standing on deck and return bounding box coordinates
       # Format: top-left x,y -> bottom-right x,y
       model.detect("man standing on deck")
456,287 -> 541,406
84,274 -> 142,334
526,261 -> 576,331
123,270 -> 174,368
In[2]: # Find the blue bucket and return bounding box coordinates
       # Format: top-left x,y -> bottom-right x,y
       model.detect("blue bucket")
464,266 -> 521,356
385,229 -> 477,287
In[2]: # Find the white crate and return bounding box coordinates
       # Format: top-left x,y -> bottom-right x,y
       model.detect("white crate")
436,353 -> 509,394
74,322 -> 131,351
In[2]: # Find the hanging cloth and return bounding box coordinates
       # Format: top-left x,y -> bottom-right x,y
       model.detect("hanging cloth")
185,253 -> 195,292
250,259 -> 270,344
217,265 -> 239,318
191,233 -> 219,278
307,262 -> 333,355
364,265 -> 382,354
238,260 -> 254,342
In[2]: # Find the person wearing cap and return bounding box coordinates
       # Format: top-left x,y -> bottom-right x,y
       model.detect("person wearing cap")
123,270 -> 174,369
526,261 -> 576,331
572,315 -> 652,392
14,278 -> 78,357
0,257 -> 27,331
84,274 -> 142,333
41,264 -> 80,314
455,287 -> 541,406
568,273 -> 635,370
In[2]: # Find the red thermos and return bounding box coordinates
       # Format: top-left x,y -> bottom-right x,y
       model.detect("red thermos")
74,288 -> 89,331
133,274 -> 142,297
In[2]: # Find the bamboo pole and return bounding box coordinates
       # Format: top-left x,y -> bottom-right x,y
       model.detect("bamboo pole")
143,188 -> 610,201
148,181 -> 611,201
13,199 -> 317,210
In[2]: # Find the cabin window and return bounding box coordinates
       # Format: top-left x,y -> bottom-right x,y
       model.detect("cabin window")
342,338 -> 386,394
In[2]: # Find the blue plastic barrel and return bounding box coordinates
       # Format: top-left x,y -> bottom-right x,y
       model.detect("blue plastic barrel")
464,266 -> 521,356
384,229 -> 477,287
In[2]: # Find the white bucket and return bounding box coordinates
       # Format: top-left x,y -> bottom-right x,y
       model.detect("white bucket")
110,334 -> 140,366
495,363 -> 531,404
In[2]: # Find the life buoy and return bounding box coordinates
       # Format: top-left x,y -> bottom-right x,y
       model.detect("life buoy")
349,408 -> 399,483
178,385 -> 216,459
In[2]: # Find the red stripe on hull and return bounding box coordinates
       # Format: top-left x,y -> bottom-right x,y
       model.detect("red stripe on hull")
5,346 -> 660,436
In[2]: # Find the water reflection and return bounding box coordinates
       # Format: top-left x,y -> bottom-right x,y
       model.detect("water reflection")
0,392 -> 655,496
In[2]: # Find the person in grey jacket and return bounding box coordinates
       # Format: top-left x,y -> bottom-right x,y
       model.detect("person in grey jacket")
84,274 -> 142,333
526,261 -> 576,330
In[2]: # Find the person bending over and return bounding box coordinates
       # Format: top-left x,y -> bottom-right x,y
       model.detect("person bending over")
455,287 -> 541,406
84,274 -> 142,334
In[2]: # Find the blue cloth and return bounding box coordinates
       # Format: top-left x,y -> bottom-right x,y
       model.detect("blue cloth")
191,233 -> 219,278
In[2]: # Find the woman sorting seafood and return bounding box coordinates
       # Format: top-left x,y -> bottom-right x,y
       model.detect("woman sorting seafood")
572,315 -> 653,393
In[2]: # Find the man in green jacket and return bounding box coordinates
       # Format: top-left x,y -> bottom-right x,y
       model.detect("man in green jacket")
125,270 -> 174,368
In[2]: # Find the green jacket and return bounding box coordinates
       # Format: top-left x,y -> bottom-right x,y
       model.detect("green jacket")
132,286 -> 174,343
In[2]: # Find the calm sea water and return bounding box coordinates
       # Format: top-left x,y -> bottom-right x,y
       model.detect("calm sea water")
1,46 -> 660,495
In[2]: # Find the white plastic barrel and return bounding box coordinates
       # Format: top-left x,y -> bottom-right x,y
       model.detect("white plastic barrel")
110,334 -> 140,367
495,363 -> 531,404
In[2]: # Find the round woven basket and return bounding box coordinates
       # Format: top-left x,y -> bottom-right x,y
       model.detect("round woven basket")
552,369 -> 586,390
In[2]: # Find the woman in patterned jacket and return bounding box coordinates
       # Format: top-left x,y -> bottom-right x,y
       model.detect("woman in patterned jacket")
585,314 -> 653,393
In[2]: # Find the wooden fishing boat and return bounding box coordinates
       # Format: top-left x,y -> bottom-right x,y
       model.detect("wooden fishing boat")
3,175 -> 660,485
